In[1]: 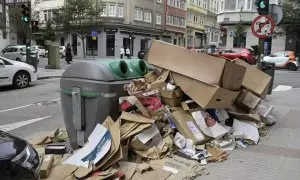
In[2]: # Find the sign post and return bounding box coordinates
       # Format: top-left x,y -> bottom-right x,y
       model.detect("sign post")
251,15 -> 275,66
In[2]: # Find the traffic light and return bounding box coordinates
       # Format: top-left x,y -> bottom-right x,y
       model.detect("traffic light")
255,0 -> 269,15
21,4 -> 30,23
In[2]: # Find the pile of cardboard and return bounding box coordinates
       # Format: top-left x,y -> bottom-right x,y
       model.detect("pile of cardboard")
38,41 -> 276,180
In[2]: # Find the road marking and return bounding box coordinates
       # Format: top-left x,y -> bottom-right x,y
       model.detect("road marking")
0,97 -> 61,113
0,116 -> 51,132
0,104 -> 33,113
51,98 -> 61,102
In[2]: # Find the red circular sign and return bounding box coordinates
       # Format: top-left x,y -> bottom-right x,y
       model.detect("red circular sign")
251,15 -> 275,39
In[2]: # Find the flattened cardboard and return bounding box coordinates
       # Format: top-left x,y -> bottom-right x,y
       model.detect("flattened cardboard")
181,100 -> 201,112
118,161 -> 137,180
95,119 -> 121,170
171,109 -> 210,145
236,89 -> 261,109
40,154 -> 54,178
47,164 -> 78,180
119,96 -> 150,118
147,41 -> 245,88
120,111 -> 154,123
131,169 -> 171,180
74,167 -> 92,179
172,72 -> 239,109
234,59 -> 271,97
121,123 -> 152,141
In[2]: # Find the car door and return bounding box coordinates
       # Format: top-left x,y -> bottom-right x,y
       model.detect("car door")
0,59 -> 14,86
2,47 -> 13,60
273,51 -> 289,67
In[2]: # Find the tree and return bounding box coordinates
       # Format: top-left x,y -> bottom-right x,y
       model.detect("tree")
53,0 -> 103,58
42,21 -> 57,42
282,0 -> 300,25
234,21 -> 247,48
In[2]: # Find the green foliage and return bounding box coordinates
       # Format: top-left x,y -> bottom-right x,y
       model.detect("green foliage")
282,0 -> 300,24
53,0 -> 103,58
42,21 -> 56,42
234,21 -> 246,39
8,7 -> 31,42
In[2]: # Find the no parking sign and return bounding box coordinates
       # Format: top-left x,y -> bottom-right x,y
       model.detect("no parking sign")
251,15 -> 275,39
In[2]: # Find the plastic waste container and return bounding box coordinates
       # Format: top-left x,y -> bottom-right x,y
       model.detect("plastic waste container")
60,59 -> 148,149
260,61 -> 275,95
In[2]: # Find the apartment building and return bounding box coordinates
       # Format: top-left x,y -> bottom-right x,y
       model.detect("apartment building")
205,0 -> 221,46
0,0 -> 8,50
186,0 -> 207,48
163,0 -> 187,46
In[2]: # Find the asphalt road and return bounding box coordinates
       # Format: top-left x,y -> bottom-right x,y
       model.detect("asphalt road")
0,68 -> 300,141
0,78 -> 64,140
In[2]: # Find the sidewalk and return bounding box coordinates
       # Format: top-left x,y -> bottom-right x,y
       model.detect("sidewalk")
36,68 -> 65,80
199,89 -> 300,180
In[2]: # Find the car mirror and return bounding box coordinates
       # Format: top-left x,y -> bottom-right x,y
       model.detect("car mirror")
0,60 -> 5,67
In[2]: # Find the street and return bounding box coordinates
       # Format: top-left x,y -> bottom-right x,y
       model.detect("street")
0,78 -> 64,139
0,66 -> 299,140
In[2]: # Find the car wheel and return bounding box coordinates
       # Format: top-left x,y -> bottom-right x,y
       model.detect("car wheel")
287,63 -> 297,71
13,71 -> 30,89
16,58 -> 21,62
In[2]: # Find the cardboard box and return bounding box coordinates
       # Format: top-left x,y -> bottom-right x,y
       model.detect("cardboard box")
236,89 -> 261,109
228,104 -> 261,122
40,154 -> 54,178
234,59 -> 272,98
171,109 -> 210,145
160,88 -> 183,107
181,100 -> 202,112
146,41 -> 246,90
172,72 -> 240,109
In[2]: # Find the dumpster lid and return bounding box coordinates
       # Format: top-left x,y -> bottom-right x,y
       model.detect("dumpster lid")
62,61 -> 115,81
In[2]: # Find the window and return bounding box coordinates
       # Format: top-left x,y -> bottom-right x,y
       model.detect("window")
144,11 -> 152,22
43,10 -> 54,21
108,4 -> 116,16
203,0 -> 207,9
167,14 -> 173,25
237,0 -> 245,9
194,15 -> 198,23
187,12 -> 192,21
117,6 -> 123,17
246,0 -> 251,10
225,0 -> 236,10
156,14 -> 161,25
180,0 -> 186,10
101,5 -> 107,16
175,0 -> 180,8
197,0 -> 201,7
174,17 -> 179,26
220,0 -> 224,11
134,8 -> 143,20
168,0 -> 174,6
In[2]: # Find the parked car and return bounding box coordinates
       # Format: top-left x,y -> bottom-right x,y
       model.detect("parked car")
138,49 -> 148,60
263,51 -> 299,71
45,46 -> 66,58
0,56 -> 37,88
32,45 -> 46,57
0,45 -> 39,63
214,48 -> 256,65
0,130 -> 41,180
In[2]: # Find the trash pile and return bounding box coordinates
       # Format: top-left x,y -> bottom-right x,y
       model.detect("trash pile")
33,41 -> 276,180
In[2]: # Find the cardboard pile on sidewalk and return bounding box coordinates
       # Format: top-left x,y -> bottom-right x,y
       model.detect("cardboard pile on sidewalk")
35,41 -> 277,180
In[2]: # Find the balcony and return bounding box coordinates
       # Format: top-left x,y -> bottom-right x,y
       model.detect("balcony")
217,10 -> 258,25
187,3 -> 207,15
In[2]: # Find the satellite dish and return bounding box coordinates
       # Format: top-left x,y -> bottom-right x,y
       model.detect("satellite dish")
269,4 -> 283,25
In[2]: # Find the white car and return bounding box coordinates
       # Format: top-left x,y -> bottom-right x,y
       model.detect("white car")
32,45 -> 46,57
0,56 -> 37,88
263,51 -> 299,71
1,45 -> 39,63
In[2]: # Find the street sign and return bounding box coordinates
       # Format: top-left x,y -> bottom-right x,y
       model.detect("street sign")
90,30 -> 97,37
251,15 -> 275,39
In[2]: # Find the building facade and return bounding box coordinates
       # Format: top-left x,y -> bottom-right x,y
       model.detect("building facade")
163,0 -> 187,46
205,0 -> 221,46
186,0 -> 207,49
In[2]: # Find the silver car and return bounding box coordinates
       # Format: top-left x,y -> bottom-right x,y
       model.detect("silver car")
1,45 -> 39,62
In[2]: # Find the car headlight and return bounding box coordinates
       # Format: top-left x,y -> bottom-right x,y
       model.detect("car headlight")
11,145 -> 40,176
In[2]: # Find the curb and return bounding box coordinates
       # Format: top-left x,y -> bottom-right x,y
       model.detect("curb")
37,76 -> 62,80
